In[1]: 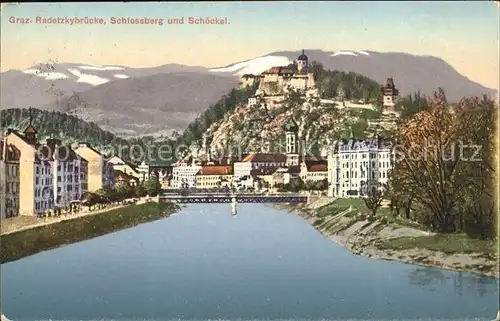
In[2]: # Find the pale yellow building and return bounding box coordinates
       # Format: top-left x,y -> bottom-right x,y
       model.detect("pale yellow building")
196,165 -> 233,189
73,143 -> 114,192
5,126 -> 51,216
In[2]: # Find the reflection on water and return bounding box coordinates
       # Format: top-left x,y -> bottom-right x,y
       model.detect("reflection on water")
409,267 -> 496,298
1,204 -> 498,321
409,268 -> 447,291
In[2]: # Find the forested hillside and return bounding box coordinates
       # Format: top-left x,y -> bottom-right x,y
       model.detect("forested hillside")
0,108 -> 126,145
310,61 -> 382,102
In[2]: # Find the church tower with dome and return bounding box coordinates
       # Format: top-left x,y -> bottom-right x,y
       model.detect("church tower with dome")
296,50 -> 308,73
248,50 -> 318,104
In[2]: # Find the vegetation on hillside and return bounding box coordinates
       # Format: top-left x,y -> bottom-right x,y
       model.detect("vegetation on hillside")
0,108 -> 157,162
173,84 -> 258,146
0,108 -> 126,147
310,61 -> 382,102
395,91 -> 429,119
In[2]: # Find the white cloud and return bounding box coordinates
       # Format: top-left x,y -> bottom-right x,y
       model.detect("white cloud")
331,51 -> 358,57
210,55 -> 293,76
78,65 -> 125,71
67,68 -> 109,85
22,69 -> 68,80
114,74 -> 129,79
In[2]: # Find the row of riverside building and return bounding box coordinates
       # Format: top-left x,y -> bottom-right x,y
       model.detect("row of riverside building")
0,120 -> 115,220
165,118 -> 395,197
169,119 -> 328,191
0,120 -> 394,220
0,117 -> 178,220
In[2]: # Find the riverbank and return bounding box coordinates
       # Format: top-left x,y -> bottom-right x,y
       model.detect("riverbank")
0,201 -> 180,264
279,197 -> 499,278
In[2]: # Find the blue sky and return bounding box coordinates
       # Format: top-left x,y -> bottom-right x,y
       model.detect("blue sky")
1,1 -> 498,88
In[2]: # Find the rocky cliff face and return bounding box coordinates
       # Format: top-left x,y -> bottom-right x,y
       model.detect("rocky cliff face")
191,90 -> 376,160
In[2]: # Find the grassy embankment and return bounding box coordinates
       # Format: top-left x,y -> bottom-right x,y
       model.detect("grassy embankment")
310,198 -> 496,257
0,202 -> 180,264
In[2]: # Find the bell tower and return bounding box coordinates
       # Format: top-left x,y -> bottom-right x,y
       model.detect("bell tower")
24,107 -> 38,145
297,50 -> 308,73
283,118 -> 299,166
381,78 -> 399,115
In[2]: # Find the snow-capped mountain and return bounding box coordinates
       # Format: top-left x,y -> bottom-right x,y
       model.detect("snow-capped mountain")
209,56 -> 294,76
1,49 -> 496,137
331,50 -> 370,56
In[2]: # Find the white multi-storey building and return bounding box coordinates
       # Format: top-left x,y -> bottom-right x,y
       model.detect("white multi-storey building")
233,153 -> 286,183
327,137 -> 394,198
47,141 -> 88,209
34,155 -> 54,215
137,161 -> 150,182
172,160 -> 202,188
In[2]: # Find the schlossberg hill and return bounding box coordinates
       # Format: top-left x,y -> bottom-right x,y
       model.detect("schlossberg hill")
173,62 -> 395,159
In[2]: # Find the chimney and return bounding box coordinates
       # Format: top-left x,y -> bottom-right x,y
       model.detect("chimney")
78,142 -> 89,148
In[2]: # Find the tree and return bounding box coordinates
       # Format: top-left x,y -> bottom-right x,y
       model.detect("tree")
134,184 -> 148,198
362,181 -> 385,216
115,183 -> 133,201
395,91 -> 428,119
314,179 -> 328,191
144,177 -> 161,196
391,89 -> 497,235
81,192 -> 99,211
288,177 -> 305,192
455,95 -> 496,239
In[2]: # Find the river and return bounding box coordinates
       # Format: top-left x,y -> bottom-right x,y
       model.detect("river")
2,204 -> 498,321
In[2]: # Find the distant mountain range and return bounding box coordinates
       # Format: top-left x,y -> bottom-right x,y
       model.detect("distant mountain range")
1,50 -> 496,137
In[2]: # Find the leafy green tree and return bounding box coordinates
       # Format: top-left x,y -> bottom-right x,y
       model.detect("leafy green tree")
144,177 -> 161,196
115,183 -> 134,201
134,184 -> 148,198
395,91 -> 428,119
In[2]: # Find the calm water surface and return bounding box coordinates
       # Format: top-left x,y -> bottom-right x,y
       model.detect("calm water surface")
2,204 -> 498,321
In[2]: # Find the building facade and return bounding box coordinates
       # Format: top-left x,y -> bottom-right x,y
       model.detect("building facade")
48,141 -> 88,209
172,160 -> 202,188
233,153 -> 286,183
5,125 -> 48,216
137,161 -> 150,182
327,137 -> 394,198
0,139 -> 5,220
196,165 -> 233,189
73,143 -> 114,192
107,155 -> 140,178
149,165 -> 173,189
3,142 -> 21,219
300,159 -> 328,183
